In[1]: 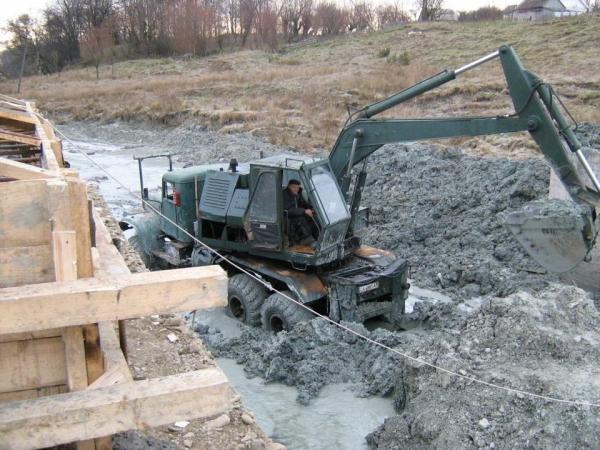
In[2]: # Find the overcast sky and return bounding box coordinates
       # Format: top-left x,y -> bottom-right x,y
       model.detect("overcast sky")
0,0 -> 515,43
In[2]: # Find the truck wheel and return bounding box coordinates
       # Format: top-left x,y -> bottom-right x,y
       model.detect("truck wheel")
261,291 -> 314,333
129,234 -> 152,268
228,274 -> 268,326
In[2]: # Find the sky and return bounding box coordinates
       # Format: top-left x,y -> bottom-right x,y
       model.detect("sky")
0,0 -> 516,44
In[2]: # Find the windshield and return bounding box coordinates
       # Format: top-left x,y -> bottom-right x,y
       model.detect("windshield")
311,165 -> 350,224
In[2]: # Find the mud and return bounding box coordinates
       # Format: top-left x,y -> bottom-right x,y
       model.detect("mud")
361,143 -> 555,299
366,284 -> 600,449
200,284 -> 600,449
60,120 -> 298,166
66,119 -> 600,449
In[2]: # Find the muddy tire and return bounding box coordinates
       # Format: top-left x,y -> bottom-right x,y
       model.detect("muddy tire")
228,274 -> 268,326
261,291 -> 314,333
129,234 -> 152,268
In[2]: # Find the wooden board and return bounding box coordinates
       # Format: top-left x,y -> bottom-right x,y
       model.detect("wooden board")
0,107 -> 36,125
0,329 -> 62,344
0,179 -> 50,248
0,245 -> 54,288
0,158 -> 57,180
0,265 -> 227,334
0,129 -> 40,147
0,368 -> 232,449
68,179 -> 93,278
0,337 -> 66,393
0,386 -> 66,404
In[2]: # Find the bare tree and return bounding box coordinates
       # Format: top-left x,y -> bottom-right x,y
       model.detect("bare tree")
280,0 -> 313,42
239,0 -> 257,45
417,0 -> 444,21
376,2 -> 410,29
348,1 -> 374,31
80,19 -> 113,78
313,2 -> 347,35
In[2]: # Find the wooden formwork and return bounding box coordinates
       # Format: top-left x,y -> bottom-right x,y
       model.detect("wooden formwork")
0,99 -> 233,449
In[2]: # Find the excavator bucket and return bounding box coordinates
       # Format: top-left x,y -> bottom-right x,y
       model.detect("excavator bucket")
503,199 -> 596,273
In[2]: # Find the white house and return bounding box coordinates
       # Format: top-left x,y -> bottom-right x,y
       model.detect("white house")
514,0 -> 590,21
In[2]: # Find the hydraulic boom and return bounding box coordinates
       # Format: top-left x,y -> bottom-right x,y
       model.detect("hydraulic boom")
329,45 -> 600,273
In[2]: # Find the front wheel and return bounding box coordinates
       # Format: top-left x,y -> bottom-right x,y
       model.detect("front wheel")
228,273 -> 268,326
261,291 -> 314,333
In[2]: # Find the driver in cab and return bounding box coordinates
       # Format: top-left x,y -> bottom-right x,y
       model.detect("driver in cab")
283,179 -> 318,247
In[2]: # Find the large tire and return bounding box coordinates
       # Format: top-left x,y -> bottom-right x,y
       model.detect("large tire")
228,274 -> 268,326
261,291 -> 314,333
129,234 -> 152,268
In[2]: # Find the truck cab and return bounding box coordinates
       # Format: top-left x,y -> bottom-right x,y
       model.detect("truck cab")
187,155 -> 353,267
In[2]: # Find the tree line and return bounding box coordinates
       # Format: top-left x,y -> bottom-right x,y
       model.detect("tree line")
1,0 -> 418,79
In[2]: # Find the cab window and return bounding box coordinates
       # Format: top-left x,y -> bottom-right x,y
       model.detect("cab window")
163,181 -> 175,200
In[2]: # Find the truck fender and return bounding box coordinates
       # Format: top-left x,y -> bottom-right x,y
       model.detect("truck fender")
119,212 -> 163,262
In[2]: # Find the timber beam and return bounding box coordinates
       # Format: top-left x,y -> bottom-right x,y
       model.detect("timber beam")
0,266 -> 227,334
0,368 -> 232,450
0,128 -> 41,147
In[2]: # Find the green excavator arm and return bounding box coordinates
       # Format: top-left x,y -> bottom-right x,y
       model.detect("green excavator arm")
328,45 -> 600,273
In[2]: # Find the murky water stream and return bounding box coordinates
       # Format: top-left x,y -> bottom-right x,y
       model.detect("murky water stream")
62,125 -> 396,450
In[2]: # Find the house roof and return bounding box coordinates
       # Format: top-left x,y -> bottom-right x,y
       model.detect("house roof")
516,0 -> 564,12
561,0 -> 590,12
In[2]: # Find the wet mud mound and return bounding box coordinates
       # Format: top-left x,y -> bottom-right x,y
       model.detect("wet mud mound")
361,143 -> 555,299
201,284 -> 600,449
367,284 -> 600,449
199,319 -> 408,405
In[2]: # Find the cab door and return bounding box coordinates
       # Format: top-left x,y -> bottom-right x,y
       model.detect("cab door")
161,181 -> 180,238
244,168 -> 283,251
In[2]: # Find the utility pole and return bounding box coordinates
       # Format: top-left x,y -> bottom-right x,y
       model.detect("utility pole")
17,38 -> 28,94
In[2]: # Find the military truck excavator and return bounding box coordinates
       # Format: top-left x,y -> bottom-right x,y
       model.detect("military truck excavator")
121,45 -> 600,332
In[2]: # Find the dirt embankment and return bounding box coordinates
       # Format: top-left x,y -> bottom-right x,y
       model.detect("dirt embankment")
90,188 -> 283,450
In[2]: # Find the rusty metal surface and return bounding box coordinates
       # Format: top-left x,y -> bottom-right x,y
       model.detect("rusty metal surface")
229,255 -> 327,303
354,245 -> 397,267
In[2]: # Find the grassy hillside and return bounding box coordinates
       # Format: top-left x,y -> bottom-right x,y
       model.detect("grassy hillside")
2,15 -> 599,155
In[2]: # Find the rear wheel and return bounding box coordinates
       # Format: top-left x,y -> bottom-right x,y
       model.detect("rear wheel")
261,291 -> 314,333
228,274 -> 268,326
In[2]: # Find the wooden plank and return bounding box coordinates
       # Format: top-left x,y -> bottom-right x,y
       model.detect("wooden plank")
0,107 -> 36,125
0,129 -> 40,147
0,337 -> 66,393
86,364 -> 130,390
97,322 -> 132,383
0,386 -> 66,404
0,265 -> 227,334
83,324 -> 104,384
0,245 -> 54,288
0,368 -> 232,450
62,327 -> 88,392
69,179 -> 93,278
0,329 -> 62,344
0,158 -> 55,180
52,230 -> 78,281
26,103 -> 60,171
42,122 -> 64,167
0,179 -> 50,248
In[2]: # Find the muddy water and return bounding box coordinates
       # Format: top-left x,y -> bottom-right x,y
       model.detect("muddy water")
63,136 -> 171,220
63,125 -> 395,450
195,309 -> 396,450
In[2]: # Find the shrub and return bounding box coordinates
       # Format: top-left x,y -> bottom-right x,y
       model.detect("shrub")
387,50 -> 410,65
377,47 -> 391,58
